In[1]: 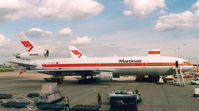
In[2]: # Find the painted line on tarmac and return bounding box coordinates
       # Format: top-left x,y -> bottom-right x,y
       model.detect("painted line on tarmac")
13,98 -> 20,102
26,106 -> 33,110
15,94 -> 25,96
22,96 -> 34,103
0,108 -> 38,111
14,96 -> 34,110
2,99 -> 7,103
27,106 -> 36,110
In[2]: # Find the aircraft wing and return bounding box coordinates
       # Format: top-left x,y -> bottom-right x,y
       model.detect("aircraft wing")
8,61 -> 36,69
27,69 -> 114,76
8,60 -> 114,76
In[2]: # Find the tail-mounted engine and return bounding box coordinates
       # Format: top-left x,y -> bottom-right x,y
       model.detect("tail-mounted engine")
15,49 -> 49,60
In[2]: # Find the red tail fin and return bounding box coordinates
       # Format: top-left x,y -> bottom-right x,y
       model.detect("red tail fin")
18,33 -> 35,52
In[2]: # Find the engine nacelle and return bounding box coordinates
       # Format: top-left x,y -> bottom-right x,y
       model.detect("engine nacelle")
95,72 -> 113,81
15,49 -> 49,60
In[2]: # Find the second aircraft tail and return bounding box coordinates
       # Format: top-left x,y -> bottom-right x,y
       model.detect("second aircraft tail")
18,33 -> 35,52
68,46 -> 87,58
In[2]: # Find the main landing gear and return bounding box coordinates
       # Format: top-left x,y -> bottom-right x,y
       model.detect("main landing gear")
78,75 -> 96,84
136,75 -> 160,82
44,75 -> 64,84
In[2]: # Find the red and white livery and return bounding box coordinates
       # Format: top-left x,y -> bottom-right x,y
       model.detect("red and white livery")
10,36 -> 193,82
15,34 -> 49,60
10,48 -> 193,81
68,45 -> 86,59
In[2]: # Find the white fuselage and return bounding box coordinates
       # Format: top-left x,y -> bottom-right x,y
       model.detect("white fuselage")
27,56 -> 193,76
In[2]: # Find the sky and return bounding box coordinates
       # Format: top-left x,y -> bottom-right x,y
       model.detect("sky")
0,0 -> 199,63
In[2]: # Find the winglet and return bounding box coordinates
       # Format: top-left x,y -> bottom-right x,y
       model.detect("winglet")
68,46 -> 86,58
18,33 -> 35,52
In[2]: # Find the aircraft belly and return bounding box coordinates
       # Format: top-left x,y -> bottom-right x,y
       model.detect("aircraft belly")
47,66 -> 174,76
112,66 -> 173,75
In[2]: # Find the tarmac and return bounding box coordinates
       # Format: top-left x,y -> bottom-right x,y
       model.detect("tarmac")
0,72 -> 199,111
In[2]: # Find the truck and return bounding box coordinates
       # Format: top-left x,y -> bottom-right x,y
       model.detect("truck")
191,77 -> 199,85
107,90 -> 142,111
107,90 -> 142,103
109,95 -> 138,111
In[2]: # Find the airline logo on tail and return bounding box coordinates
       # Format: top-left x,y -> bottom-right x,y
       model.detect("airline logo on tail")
21,41 -> 34,52
71,50 -> 82,58
68,45 -> 87,59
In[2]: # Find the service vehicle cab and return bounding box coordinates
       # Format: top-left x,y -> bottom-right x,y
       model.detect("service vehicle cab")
107,90 -> 142,103
191,77 -> 199,85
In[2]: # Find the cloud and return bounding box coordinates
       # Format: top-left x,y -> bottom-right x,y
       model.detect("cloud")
70,36 -> 92,45
0,0 -> 104,22
123,10 -> 133,16
38,0 -> 104,19
21,28 -> 53,38
154,0 -> 199,32
123,0 -> 166,17
57,28 -> 72,36
192,0 -> 199,10
0,34 -> 13,64
155,1 -> 199,32
82,45 -> 141,57
0,0 -> 37,22
0,34 -> 10,47
159,10 -> 167,14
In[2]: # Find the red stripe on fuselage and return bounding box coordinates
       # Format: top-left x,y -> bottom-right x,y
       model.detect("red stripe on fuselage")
41,63 -> 192,68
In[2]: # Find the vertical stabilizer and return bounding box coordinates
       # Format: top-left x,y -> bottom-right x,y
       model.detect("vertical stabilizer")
68,45 -> 87,58
18,33 -> 35,52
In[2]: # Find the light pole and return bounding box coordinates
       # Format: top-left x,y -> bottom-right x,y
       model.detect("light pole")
195,36 -> 199,68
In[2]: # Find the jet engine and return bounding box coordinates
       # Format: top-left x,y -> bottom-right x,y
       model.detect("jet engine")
15,49 -> 49,60
95,72 -> 113,81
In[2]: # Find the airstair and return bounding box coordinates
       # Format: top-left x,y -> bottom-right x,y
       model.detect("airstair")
173,61 -> 185,86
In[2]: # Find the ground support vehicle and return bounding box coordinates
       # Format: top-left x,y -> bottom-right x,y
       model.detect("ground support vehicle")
191,77 -> 199,85
108,90 -> 142,103
109,95 -> 138,111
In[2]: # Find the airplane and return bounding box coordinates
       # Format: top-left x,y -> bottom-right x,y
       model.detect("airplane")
14,33 -> 49,60
10,40 -> 193,83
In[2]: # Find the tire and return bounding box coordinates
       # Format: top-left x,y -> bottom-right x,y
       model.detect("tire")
1,102 -> 30,108
191,82 -> 195,85
27,93 -> 39,97
0,94 -> 12,99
